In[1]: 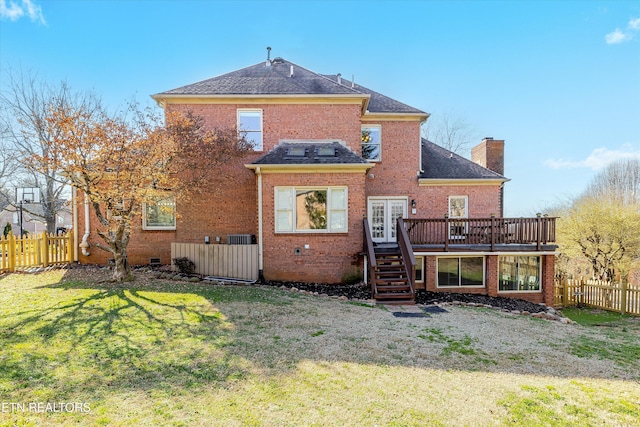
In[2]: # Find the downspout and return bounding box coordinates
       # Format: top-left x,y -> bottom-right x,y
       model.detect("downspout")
79,193 -> 91,256
72,187 -> 79,262
256,167 -> 264,281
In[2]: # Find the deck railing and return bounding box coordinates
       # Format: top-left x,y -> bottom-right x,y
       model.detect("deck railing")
396,218 -> 416,291
363,219 -> 377,296
404,216 -> 556,251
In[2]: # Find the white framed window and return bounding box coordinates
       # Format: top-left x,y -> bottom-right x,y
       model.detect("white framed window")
275,187 -> 348,233
361,125 -> 381,161
437,256 -> 485,287
143,197 -> 176,230
499,256 -> 541,292
238,109 -> 263,151
448,195 -> 468,239
415,256 -> 424,283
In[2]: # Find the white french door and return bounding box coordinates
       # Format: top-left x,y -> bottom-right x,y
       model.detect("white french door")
368,198 -> 408,243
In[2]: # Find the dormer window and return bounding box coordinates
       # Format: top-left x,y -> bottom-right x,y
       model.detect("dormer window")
287,146 -> 306,156
361,125 -> 381,161
317,146 -> 336,157
238,109 -> 263,151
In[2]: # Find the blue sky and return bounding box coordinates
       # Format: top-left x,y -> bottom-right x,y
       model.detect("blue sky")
2,0 -> 639,216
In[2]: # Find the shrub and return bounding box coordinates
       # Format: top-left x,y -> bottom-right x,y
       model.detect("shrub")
172,257 -> 196,275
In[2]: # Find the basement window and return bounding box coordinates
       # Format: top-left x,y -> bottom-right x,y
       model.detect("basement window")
499,256 -> 541,292
437,256 -> 484,288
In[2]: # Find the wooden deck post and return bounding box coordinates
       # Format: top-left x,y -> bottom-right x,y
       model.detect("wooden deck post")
490,214 -> 496,252
444,214 -> 449,252
536,213 -> 542,251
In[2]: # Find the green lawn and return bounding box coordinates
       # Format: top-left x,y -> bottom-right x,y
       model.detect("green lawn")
0,269 -> 639,426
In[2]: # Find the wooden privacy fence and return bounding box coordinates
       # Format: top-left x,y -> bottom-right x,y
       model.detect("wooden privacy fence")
0,231 -> 74,273
554,278 -> 640,316
171,242 -> 259,281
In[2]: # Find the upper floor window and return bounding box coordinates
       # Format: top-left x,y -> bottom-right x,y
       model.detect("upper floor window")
275,187 -> 348,233
361,125 -> 381,161
238,109 -> 263,151
143,196 -> 176,230
448,196 -> 468,218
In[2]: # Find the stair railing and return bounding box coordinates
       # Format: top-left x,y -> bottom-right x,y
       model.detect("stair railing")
363,218 -> 377,296
396,218 -> 416,295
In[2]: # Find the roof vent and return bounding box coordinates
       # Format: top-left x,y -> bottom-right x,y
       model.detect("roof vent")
337,73 -> 342,85
266,46 -> 272,67
272,57 -> 285,64
290,65 -> 294,77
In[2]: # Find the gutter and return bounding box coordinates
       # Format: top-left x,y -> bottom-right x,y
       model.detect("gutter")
256,167 -> 264,281
72,187 -> 79,262
79,193 -> 91,256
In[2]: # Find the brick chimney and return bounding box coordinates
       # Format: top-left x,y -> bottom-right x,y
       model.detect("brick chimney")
472,137 -> 504,175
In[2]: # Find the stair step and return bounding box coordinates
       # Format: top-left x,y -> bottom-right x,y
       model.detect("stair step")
375,270 -> 407,276
376,277 -> 409,283
374,293 -> 413,301
376,285 -> 411,292
377,300 -> 416,305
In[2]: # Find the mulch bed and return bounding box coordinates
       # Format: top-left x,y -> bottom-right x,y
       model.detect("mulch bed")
262,280 -> 548,314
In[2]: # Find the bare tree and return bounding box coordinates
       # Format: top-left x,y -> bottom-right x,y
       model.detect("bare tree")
583,158 -> 640,206
0,69 -> 101,233
422,111 -> 476,155
33,104 -> 251,281
556,159 -> 640,282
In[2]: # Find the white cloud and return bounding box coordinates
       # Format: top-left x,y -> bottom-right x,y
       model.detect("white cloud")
545,145 -> 640,171
0,0 -> 45,24
605,17 -> 640,44
605,28 -> 628,44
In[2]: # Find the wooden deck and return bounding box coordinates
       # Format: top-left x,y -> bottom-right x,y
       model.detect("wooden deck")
403,216 -> 556,251
363,216 -> 557,303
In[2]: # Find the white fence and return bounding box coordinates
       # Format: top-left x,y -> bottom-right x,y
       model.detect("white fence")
171,243 -> 259,281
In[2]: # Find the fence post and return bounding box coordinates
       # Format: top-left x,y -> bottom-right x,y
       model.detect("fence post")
621,281 -> 627,315
41,232 -> 49,268
8,232 -> 16,273
67,230 -> 74,263
563,278 -> 569,307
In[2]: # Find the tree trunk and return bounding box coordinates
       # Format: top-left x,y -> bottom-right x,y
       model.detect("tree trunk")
112,250 -> 129,282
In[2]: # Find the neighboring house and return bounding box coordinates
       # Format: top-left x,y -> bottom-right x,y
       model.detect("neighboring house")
0,202 -> 72,236
74,54 -> 557,305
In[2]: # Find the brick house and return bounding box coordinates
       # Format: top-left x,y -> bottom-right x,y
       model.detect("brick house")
73,54 -> 557,305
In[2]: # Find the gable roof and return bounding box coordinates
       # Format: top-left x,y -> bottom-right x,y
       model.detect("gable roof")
419,139 -> 508,183
153,58 -> 427,116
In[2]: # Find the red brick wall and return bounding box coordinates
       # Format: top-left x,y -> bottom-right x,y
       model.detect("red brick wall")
363,120 -> 421,197
413,185 -> 503,219
168,103 -> 363,153
260,172 -> 367,283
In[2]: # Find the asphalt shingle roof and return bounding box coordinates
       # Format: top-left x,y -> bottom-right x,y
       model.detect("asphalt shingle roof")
252,142 -> 369,165
156,58 -> 426,115
420,139 -> 507,180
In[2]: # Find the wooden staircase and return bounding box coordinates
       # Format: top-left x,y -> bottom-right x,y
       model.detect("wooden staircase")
372,246 -> 415,304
